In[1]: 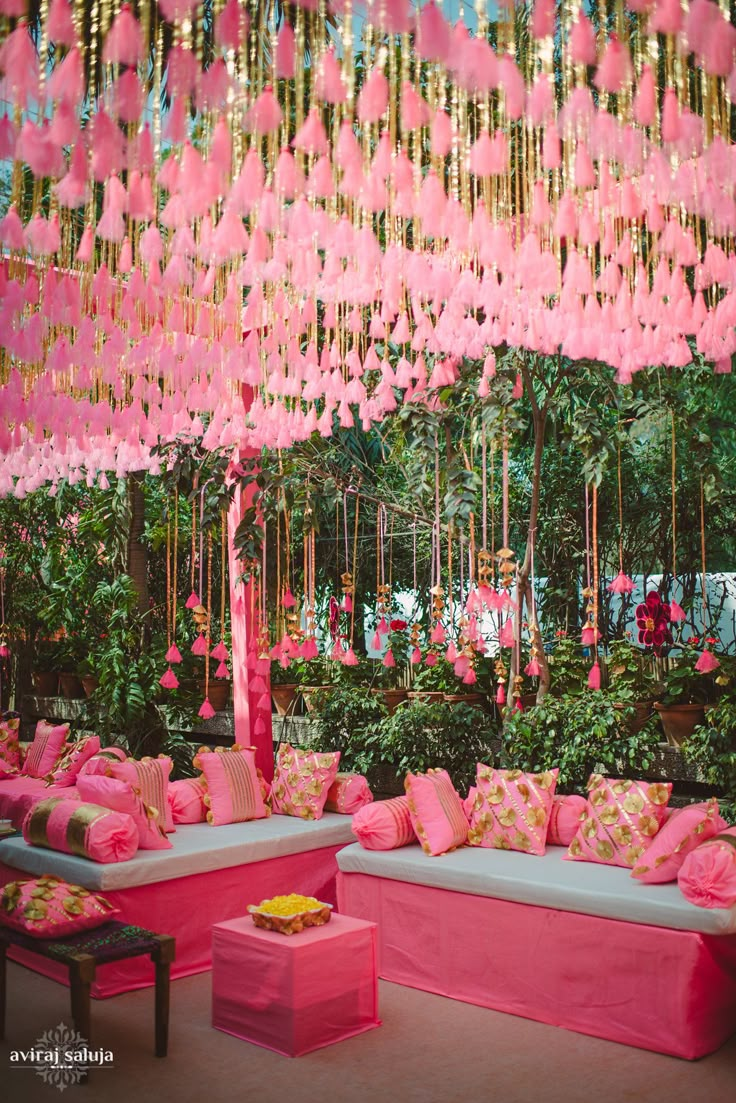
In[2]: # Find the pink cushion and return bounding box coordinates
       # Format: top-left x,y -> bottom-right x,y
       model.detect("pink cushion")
194,746 -> 269,826
22,796 -> 138,863
9,786 -> 81,831
106,756 -> 174,833
325,773 -> 373,814
351,796 -> 416,850
567,775 -> 672,869
271,744 -> 340,821
547,793 -> 588,847
631,799 -> 724,884
22,720 -> 70,778
405,769 -> 468,856
678,826 -> 736,908
77,774 -> 171,850
168,777 -> 208,824
0,876 -> 119,939
0,717 -> 21,778
46,735 -> 101,787
467,767 -> 559,856
78,747 -> 128,777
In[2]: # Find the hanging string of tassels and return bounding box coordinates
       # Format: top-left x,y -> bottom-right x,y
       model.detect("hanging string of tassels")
669,409 -> 686,623
608,438 -> 634,594
211,510 -> 230,677
588,483 -> 602,689
199,531 -> 215,718
161,489 -> 181,688
695,478 -> 720,673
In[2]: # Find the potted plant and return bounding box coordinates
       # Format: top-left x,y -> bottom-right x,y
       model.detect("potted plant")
308,685 -> 388,769
547,633 -> 591,697
606,638 -> 660,733
409,657 -> 459,704
369,619 -> 411,714
270,658 -> 304,716
655,642 -> 722,747
77,656 -> 99,698
31,638 -> 61,696
56,632 -> 85,699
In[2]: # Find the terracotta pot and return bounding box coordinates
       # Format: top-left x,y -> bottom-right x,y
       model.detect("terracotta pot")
31,670 -> 58,696
520,692 -> 539,710
614,700 -> 654,735
271,684 -> 299,716
443,693 -> 487,709
372,688 -> 408,715
81,675 -> 99,698
202,680 -> 231,712
407,690 -> 444,705
58,673 -> 84,699
654,702 -> 706,748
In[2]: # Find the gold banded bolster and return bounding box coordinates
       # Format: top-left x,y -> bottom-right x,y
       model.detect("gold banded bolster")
710,833 -> 736,852
66,804 -> 114,858
26,797 -> 64,849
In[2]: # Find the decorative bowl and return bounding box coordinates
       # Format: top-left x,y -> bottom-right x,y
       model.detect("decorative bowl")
247,894 -> 333,936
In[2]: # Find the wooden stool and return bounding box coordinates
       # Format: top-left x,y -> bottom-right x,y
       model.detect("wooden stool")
0,921 -> 175,1079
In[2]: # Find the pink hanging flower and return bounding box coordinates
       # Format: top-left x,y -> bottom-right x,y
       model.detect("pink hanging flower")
608,570 -> 635,594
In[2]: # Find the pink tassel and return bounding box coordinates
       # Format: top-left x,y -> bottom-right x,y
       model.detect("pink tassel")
496,684 -> 506,706
210,640 -> 229,661
47,0 -> 77,46
581,626 -> 597,646
256,693 -> 271,712
669,601 -> 686,622
102,4 -> 143,68
425,652 -> 438,667
357,68 -> 389,124
292,109 -> 329,156
445,641 -> 458,664
525,659 -> 542,677
300,637 -> 319,661
498,619 -> 515,648
159,667 -> 179,690
588,662 -> 601,690
418,1 -> 452,62
607,571 -> 635,594
282,588 -> 296,608
0,643 -> 10,659
191,633 -> 208,656
695,650 -> 720,673
515,699 -> 524,712
462,667 -> 477,686
342,594 -> 353,613
532,0 -> 555,39
185,591 -> 201,609
215,0 -> 248,50
454,656 -> 469,679
512,373 -> 524,400
274,22 -> 295,79
342,648 -> 359,667
248,87 -> 283,134
569,13 -> 596,66
165,644 -> 182,664
377,617 -> 389,634
594,35 -> 632,94
198,698 -> 216,720
430,623 -> 446,645
411,647 -> 422,665
314,48 -> 346,104
370,630 -> 382,651
214,662 -> 230,679
661,88 -> 681,143
633,65 -> 657,127
383,649 -> 396,669
250,676 -> 267,695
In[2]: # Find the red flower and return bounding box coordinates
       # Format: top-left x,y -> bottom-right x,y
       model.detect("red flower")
635,591 -> 672,654
389,619 -> 408,631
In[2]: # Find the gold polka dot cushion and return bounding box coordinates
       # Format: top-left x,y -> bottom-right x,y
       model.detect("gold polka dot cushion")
0,716 -> 21,778
0,876 -> 118,939
270,744 -> 340,821
631,798 -> 724,884
466,767 -> 559,856
567,775 -> 672,869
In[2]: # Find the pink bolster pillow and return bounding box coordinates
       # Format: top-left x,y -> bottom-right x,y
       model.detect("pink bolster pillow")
352,796 -> 416,850
168,777 -> 208,824
325,773 -> 373,814
547,794 -> 588,847
22,796 -> 138,864
9,787 -> 81,831
677,826 -> 736,909
77,774 -> 171,850
631,799 -> 724,884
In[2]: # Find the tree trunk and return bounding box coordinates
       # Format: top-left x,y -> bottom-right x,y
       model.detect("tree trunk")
127,473 -> 149,616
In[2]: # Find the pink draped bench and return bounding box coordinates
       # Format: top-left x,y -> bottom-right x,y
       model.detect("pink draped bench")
0,814 -> 355,997
336,842 -> 736,1060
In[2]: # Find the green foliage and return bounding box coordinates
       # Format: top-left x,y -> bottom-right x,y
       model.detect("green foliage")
683,701 -> 736,825
411,661 -> 466,694
501,693 -> 660,792
306,687 -> 388,772
662,646 -> 723,705
606,639 -> 659,701
546,635 -> 590,696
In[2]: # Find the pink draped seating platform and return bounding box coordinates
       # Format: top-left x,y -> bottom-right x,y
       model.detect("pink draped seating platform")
0,814 -> 355,997
336,842 -> 736,1060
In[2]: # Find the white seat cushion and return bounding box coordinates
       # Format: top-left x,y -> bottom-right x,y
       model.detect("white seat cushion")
0,813 -> 355,892
336,841 -> 736,936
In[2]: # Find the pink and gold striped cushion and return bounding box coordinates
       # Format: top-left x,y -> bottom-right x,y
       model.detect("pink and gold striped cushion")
405,769 -> 468,856
193,746 -> 269,826
352,796 -> 415,850
107,757 -> 174,833
22,720 -> 69,779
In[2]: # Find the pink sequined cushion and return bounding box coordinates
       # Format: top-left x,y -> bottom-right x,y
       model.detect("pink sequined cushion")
46,735 -> 101,787
678,826 -> 736,908
0,717 -> 21,778
194,746 -> 269,826
22,720 -> 70,778
467,767 -> 559,856
567,775 -> 672,869
107,756 -> 174,833
77,774 -> 171,850
168,777 -> 208,824
352,796 -> 416,850
547,793 -> 588,847
22,796 -> 138,863
271,744 -> 340,821
325,773 -> 373,814
0,876 -> 119,939
405,769 -> 468,856
631,799 -> 724,884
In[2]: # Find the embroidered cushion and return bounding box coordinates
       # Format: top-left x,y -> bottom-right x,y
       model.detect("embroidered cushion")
547,793 -> 588,847
567,775 -> 672,869
168,777 -> 208,824
23,796 -> 138,863
325,773 -> 373,814
193,745 -> 269,826
78,746 -> 128,776
46,735 -> 101,787
77,774 -> 171,850
271,744 -> 340,821
677,827 -> 736,908
466,767 -> 559,855
0,716 -> 21,778
106,756 -> 174,833
404,768 -> 468,856
351,796 -> 416,850
631,799 -> 724,884
22,720 -> 70,778
0,876 -> 119,939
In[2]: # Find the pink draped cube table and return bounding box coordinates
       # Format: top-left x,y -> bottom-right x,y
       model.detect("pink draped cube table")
211,914 -> 380,1056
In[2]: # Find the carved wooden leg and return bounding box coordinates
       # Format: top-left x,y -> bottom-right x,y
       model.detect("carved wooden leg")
151,935 -> 175,1057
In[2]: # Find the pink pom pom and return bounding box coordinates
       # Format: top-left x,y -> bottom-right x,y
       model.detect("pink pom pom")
159,667 -> 179,690
185,591 -> 201,609
695,650 -> 720,673
383,649 -> 396,669
165,644 -> 182,664
198,698 -> 216,720
588,662 -> 601,689
214,661 -> 230,679
210,640 -> 229,661
191,633 -> 208,656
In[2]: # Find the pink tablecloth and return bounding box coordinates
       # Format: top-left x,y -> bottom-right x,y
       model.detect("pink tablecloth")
212,913 -> 380,1056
